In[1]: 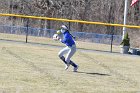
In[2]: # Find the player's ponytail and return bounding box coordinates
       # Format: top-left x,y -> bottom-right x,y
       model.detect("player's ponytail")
67,30 -> 76,40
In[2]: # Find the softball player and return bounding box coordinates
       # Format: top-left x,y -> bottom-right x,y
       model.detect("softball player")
57,25 -> 78,72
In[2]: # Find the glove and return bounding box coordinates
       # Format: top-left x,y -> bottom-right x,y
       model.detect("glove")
56,30 -> 61,34
53,34 -> 60,41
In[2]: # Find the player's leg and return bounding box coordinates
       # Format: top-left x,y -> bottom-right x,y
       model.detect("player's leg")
58,46 -> 70,64
65,45 -> 78,71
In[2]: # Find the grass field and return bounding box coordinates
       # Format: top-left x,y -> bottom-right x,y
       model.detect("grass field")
0,33 -> 120,52
0,40 -> 140,93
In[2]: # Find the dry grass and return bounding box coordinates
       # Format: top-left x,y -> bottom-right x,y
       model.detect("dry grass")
0,33 -> 120,52
0,40 -> 140,93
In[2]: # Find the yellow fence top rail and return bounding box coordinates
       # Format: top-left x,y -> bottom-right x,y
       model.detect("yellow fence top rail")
0,13 -> 140,29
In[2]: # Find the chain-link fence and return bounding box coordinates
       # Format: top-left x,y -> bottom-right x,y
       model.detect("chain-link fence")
0,25 -> 122,52
0,25 -> 121,44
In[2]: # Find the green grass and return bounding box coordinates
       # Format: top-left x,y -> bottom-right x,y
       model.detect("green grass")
0,40 -> 140,93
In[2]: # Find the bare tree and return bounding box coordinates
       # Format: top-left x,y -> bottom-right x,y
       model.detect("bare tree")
0,0 -> 140,47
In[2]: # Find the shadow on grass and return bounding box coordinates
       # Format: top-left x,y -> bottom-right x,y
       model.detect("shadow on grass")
76,71 -> 110,76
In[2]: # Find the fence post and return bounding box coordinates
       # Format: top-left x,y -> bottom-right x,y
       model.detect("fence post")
110,27 -> 114,52
68,22 -> 71,30
26,19 -> 29,43
47,20 -> 51,38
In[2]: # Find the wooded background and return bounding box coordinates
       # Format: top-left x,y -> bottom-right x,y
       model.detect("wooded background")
0,0 -> 140,47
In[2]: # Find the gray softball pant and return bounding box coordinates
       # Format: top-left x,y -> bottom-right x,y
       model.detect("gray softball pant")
58,45 -> 76,63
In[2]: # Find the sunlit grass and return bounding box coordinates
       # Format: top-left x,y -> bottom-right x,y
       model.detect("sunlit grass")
0,41 -> 140,93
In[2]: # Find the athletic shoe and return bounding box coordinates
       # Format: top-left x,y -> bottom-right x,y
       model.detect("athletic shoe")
65,64 -> 70,70
73,65 -> 78,72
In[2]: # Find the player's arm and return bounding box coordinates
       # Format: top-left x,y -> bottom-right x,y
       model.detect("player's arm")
59,35 -> 69,43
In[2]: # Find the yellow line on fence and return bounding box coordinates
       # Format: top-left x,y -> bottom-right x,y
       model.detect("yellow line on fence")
0,13 -> 140,29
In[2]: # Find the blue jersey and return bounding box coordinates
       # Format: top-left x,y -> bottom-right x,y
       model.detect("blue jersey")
61,31 -> 75,47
